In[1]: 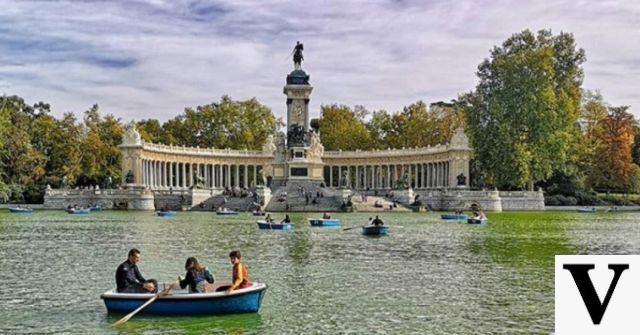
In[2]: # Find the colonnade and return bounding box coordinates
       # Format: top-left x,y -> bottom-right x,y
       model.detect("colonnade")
323,162 -> 450,189
140,160 -> 263,189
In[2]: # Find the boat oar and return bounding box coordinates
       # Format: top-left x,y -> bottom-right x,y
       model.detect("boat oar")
343,226 -> 363,231
112,279 -> 179,326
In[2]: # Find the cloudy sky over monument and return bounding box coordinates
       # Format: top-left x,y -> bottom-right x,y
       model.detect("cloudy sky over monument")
1,0 -> 638,121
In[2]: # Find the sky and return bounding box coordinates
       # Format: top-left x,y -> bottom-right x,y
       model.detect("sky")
1,0 -> 639,122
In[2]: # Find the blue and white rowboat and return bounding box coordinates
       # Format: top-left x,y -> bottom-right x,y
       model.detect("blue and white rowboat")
67,208 -> 90,214
441,213 -> 468,220
257,220 -> 293,230
467,218 -> 489,224
101,282 -> 267,316
308,218 -> 340,227
157,211 -> 176,218
577,208 -> 596,213
362,225 -> 389,235
9,207 -> 33,214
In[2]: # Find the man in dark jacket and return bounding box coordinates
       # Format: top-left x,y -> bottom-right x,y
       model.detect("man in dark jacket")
116,248 -> 157,293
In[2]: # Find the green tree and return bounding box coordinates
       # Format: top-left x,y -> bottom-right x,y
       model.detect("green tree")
463,29 -> 585,189
136,119 -> 163,143
318,104 -> 376,150
162,96 -> 276,150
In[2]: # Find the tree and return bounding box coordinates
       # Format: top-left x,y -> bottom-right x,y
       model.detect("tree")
318,104 -> 376,151
162,96 -> 276,150
463,29 -> 585,189
589,106 -> 637,192
136,119 -> 163,143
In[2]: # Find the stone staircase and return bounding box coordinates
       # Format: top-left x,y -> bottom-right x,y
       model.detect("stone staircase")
191,194 -> 258,212
265,181 -> 342,212
349,193 -> 411,212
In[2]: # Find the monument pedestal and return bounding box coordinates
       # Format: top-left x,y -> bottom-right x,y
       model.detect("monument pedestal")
256,187 -> 272,207
394,188 -> 415,205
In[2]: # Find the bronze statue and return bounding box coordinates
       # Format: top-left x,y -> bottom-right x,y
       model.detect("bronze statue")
125,170 -> 135,184
457,173 -> 467,186
292,41 -> 304,70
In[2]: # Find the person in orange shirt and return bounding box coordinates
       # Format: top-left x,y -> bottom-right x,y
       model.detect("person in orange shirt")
225,250 -> 251,293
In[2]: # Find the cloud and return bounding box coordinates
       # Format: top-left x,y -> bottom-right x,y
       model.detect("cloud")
0,0 -> 639,121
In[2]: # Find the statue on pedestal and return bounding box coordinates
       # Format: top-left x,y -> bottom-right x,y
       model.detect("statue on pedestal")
192,172 -> 205,189
125,170 -> 135,184
340,170 -> 349,189
60,176 -> 68,189
395,172 -> 410,190
456,173 -> 467,186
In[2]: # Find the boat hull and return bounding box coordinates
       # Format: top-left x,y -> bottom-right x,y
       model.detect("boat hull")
253,212 -> 265,216
216,212 -> 239,216
67,209 -> 90,214
577,208 -> 596,213
467,218 -> 488,224
309,219 -> 340,227
362,225 -> 388,235
257,220 -> 293,230
9,208 -> 33,214
157,211 -> 176,218
441,214 -> 467,220
101,283 -> 267,316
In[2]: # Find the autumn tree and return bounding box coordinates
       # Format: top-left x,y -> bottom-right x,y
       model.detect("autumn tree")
589,106 -> 637,192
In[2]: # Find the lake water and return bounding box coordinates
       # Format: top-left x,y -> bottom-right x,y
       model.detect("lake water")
0,210 -> 638,334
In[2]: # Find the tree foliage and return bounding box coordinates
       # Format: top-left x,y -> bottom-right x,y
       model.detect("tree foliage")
161,96 -> 276,150
318,104 -> 377,151
589,106 -> 637,191
463,29 -> 585,189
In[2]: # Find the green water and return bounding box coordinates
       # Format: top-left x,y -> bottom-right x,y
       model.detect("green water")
0,210 -> 638,334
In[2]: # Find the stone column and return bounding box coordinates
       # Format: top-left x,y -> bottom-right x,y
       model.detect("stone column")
243,165 -> 248,188
180,163 -> 185,188
329,166 -> 333,187
252,165 -> 257,187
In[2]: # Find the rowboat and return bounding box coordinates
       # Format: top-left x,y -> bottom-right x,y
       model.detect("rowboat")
253,211 -> 265,216
467,218 -> 489,224
89,206 -> 103,211
216,209 -> 239,215
9,207 -> 33,214
157,211 -> 176,218
101,282 -> 267,316
441,213 -> 468,220
577,208 -> 596,213
67,208 -> 90,214
257,220 -> 293,230
308,218 -> 340,227
362,225 -> 389,235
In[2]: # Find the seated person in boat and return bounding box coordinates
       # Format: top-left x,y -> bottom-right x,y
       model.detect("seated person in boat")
265,213 -> 274,223
367,217 -> 373,225
473,209 -> 487,220
281,214 -> 291,224
179,257 -> 214,293
116,248 -> 157,293
322,212 -> 331,219
371,216 -> 384,226
225,250 -> 251,293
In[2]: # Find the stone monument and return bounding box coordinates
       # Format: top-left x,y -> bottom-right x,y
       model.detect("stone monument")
274,41 -> 324,185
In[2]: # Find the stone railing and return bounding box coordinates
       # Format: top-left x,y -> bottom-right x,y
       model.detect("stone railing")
323,144 -> 460,158
141,142 -> 272,158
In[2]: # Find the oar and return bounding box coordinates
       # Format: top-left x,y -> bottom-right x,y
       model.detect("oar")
112,279 -> 179,326
343,226 -> 363,231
